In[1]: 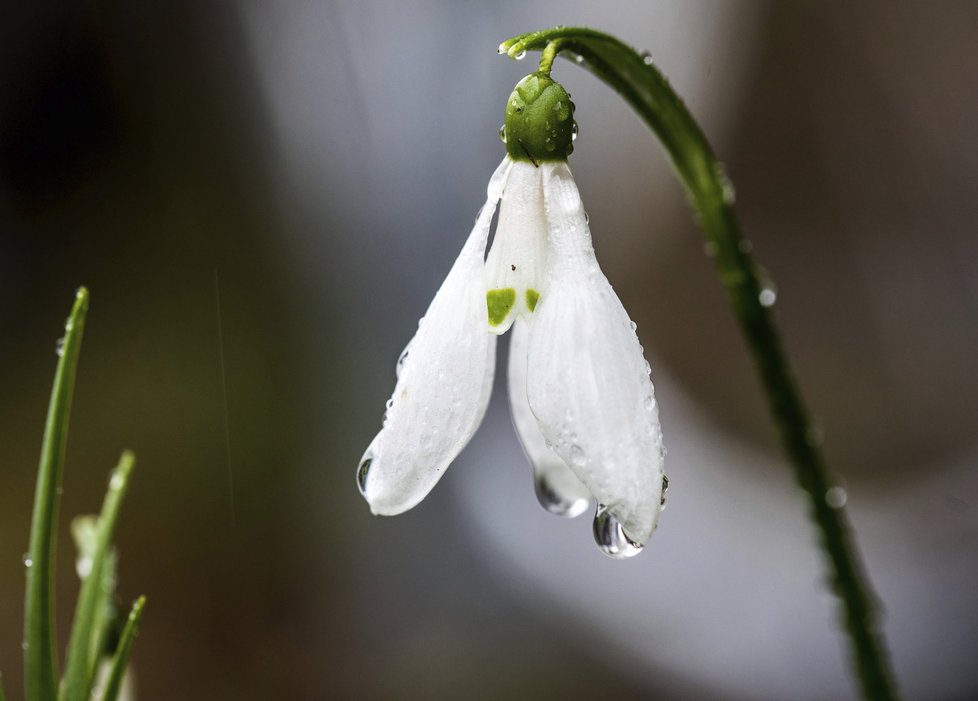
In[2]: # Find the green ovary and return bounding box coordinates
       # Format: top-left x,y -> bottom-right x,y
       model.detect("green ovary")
526,289 -> 540,312
487,288 -> 516,326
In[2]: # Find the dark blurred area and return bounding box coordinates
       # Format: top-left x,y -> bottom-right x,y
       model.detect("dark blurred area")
1,2 -> 975,700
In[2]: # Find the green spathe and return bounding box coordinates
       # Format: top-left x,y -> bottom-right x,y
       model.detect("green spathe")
503,72 -> 575,165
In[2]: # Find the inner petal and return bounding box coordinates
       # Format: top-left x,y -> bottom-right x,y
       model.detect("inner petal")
485,160 -> 548,334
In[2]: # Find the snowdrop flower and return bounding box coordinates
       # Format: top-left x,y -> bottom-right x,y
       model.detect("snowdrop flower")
358,71 -> 666,557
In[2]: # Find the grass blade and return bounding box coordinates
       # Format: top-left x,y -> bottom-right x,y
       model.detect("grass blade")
24,288 -> 89,701
99,596 -> 146,701
61,452 -> 135,701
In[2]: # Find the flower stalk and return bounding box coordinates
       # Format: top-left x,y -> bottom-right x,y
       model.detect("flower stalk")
499,26 -> 898,701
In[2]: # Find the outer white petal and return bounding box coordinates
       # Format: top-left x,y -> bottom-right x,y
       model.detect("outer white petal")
508,317 -> 591,517
526,161 -> 665,545
359,158 -> 512,515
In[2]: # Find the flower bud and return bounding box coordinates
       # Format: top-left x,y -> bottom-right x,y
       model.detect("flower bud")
502,72 -> 575,164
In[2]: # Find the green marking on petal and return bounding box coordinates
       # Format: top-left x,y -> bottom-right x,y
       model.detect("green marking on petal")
526,288 -> 540,312
487,288 -> 516,326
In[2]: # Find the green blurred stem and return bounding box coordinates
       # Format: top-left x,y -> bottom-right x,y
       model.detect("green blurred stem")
501,28 -> 898,701
100,597 -> 146,701
1,674 -> 7,701
24,288 -> 89,701
62,452 -> 136,701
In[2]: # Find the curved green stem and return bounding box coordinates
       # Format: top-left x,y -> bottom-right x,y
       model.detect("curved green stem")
500,27 -> 899,701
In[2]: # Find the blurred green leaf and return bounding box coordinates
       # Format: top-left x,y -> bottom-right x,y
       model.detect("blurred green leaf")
24,288 -> 89,701
100,596 -> 146,701
70,515 -> 119,691
61,453 -> 135,701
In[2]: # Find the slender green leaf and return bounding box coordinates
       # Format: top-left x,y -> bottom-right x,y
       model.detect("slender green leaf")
501,28 -> 899,701
61,452 -> 135,701
1,673 -> 7,701
99,596 -> 146,701
70,515 -> 119,691
24,288 -> 89,701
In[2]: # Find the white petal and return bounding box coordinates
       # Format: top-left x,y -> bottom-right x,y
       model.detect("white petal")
526,161 -> 665,545
508,317 -> 591,517
359,158 -> 512,515
484,160 -> 548,333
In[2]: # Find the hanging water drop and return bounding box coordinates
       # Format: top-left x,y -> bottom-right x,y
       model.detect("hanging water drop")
533,472 -> 589,518
641,51 -> 654,66
660,474 -> 670,510
571,121 -> 579,141
55,337 -> 65,357
497,43 -> 507,55
593,505 -> 644,559
498,125 -> 507,144
356,455 -> 373,495
759,286 -> 777,307
23,553 -> 33,568
584,210 -> 590,224
514,50 -> 527,60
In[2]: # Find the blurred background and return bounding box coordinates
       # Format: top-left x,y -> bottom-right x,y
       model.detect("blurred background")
1,1 -> 976,699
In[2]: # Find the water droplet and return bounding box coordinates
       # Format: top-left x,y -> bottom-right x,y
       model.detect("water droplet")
644,395 -> 656,412
571,122 -> 579,141
593,505 -> 644,559
533,473 -> 589,518
584,210 -> 590,224
23,553 -> 33,568
660,474 -> 670,510
498,125 -> 507,144
109,471 -> 125,491
76,555 -> 93,579
385,398 -> 394,412
641,51 -> 654,66
497,43 -> 507,55
356,455 -> 373,495
396,348 -> 410,378
514,50 -> 526,60
629,321 -> 638,332
568,444 -> 586,468
574,54 -> 584,64
714,162 -> 736,204
758,287 -> 777,307
22,641 -> 29,651
55,337 -> 65,357
825,486 -> 847,509
64,317 -> 74,332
